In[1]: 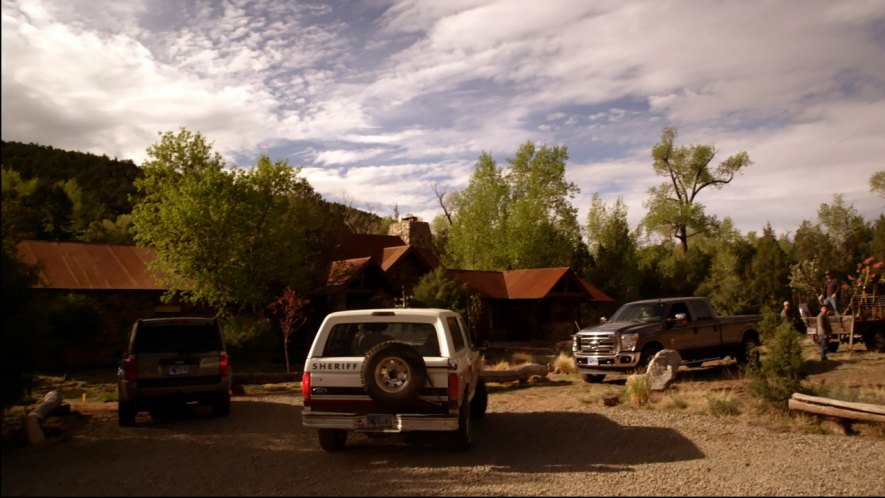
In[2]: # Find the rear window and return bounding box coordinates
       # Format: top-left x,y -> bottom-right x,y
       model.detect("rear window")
322,322 -> 440,357
133,322 -> 223,354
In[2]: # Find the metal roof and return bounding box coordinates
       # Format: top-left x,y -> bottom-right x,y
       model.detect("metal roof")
448,267 -> 613,301
16,240 -> 163,290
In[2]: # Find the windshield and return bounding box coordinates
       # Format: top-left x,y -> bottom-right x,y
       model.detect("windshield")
609,303 -> 666,323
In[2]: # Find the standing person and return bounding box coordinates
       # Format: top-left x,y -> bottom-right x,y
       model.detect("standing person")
781,300 -> 806,334
820,270 -> 841,317
816,303 -> 834,361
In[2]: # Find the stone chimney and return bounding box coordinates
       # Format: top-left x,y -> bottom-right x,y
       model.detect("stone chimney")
389,216 -> 433,250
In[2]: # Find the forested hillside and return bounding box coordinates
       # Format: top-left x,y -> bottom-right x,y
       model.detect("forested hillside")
1,140 -> 142,244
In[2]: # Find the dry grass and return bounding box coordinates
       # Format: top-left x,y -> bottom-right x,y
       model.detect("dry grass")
552,352 -> 577,374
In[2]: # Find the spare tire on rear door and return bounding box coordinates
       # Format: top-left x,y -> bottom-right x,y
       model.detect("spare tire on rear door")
361,341 -> 427,405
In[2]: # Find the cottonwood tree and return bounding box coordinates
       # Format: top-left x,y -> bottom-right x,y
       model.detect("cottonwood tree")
446,142 -> 581,270
504,142 -> 581,269
131,128 -> 323,314
642,127 -> 752,254
446,152 -> 509,270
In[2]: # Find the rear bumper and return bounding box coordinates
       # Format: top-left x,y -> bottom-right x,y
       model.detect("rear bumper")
118,377 -> 231,404
302,410 -> 459,432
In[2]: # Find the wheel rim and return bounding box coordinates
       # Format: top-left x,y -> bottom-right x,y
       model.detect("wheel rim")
373,356 -> 412,394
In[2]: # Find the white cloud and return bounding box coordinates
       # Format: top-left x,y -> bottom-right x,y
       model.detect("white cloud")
2,0 -> 883,236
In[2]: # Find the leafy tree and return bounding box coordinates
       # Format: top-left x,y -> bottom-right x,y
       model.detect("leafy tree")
816,194 -> 872,274
584,194 -> 640,304
871,170 -> 885,198
446,142 -> 581,271
748,224 -> 791,310
411,267 -> 469,317
791,220 -> 832,271
131,128 -> 326,315
503,142 -> 581,269
697,219 -> 754,314
268,287 -> 310,373
1,247 -> 39,408
641,127 -> 752,254
445,152 -> 509,270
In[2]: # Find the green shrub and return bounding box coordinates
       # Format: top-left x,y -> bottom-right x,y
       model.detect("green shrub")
750,321 -> 808,403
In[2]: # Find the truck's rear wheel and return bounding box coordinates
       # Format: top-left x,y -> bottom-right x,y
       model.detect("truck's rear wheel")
318,429 -> 347,452
451,395 -> 471,451
470,378 -> 488,420
863,329 -> 885,353
736,336 -> 760,367
118,399 -> 136,427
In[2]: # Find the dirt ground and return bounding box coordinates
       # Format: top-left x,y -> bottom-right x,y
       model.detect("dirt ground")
1,341 -> 883,496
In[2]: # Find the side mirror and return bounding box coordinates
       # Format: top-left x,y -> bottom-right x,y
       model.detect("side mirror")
599,316 -> 608,324
668,313 -> 689,327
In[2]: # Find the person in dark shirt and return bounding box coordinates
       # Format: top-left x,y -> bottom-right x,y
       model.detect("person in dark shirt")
820,270 -> 841,317
780,301 -> 806,334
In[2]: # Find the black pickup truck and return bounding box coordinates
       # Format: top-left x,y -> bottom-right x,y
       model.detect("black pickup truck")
572,297 -> 762,383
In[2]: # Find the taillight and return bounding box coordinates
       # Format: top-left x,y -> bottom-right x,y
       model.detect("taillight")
301,372 -> 311,406
122,354 -> 137,381
447,372 -> 459,402
219,351 -> 230,377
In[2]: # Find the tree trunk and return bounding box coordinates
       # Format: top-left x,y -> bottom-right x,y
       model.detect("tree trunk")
284,338 -> 291,373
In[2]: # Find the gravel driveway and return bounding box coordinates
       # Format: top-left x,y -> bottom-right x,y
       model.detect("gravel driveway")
3,385 -> 884,497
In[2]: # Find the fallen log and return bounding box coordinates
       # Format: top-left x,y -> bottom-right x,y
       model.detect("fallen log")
788,392 -> 885,424
480,363 -> 549,384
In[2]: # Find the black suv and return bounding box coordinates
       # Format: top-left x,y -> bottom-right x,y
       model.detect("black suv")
117,317 -> 232,426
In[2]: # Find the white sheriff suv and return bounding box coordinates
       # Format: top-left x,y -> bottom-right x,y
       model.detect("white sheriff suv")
301,308 -> 488,451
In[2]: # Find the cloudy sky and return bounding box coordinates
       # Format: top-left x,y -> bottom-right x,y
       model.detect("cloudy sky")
3,0 -> 883,237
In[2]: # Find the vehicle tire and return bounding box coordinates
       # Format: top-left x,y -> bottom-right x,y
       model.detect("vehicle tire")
862,329 -> 885,353
581,374 -> 605,383
470,378 -> 488,420
318,429 -> 347,452
361,341 -> 427,405
118,399 -> 136,427
634,345 -> 662,374
212,392 -> 231,417
451,395 -> 471,451
736,336 -> 760,367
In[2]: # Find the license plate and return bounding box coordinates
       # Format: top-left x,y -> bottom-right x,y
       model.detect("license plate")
168,365 -> 189,375
586,357 -> 599,366
366,414 -> 395,429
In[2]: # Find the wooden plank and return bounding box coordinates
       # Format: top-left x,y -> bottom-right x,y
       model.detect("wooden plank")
788,393 -> 885,424
788,398 -> 885,424
791,392 -> 885,416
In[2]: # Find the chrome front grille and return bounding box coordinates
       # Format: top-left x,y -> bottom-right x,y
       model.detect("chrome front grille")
577,333 -> 616,355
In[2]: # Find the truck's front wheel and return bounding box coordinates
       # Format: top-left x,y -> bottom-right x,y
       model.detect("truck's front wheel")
634,345 -> 662,375
581,374 -> 605,383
